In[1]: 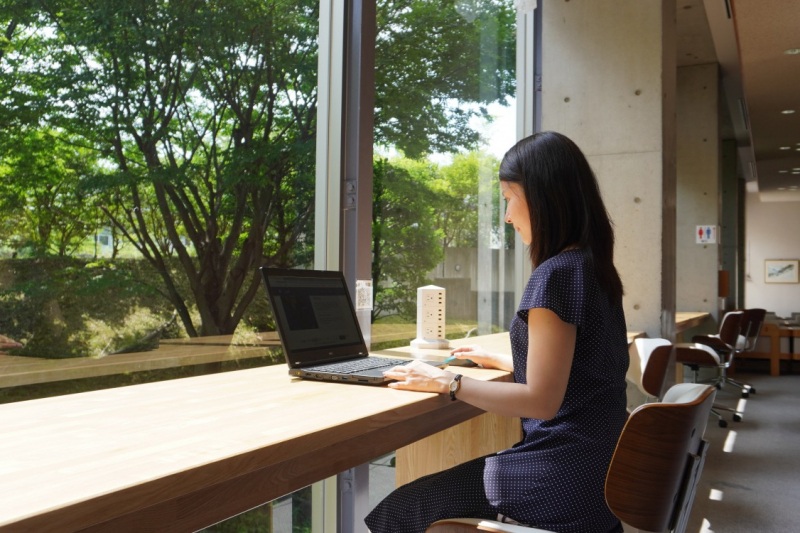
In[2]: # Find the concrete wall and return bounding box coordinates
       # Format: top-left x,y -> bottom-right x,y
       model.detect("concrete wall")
744,193 -> 800,317
676,63 -> 720,323
434,247 -> 516,326
720,140 -> 743,311
541,0 -> 677,339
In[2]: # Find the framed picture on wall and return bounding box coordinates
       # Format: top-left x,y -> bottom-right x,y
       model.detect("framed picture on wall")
765,259 -> 799,284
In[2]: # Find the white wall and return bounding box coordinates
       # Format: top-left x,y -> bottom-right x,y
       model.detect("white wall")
745,192 -> 800,317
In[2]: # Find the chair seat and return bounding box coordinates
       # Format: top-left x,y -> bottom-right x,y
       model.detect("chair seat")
691,335 -> 732,356
424,518 -> 553,532
675,342 -> 721,365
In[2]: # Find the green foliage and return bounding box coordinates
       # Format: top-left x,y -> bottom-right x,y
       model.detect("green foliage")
375,0 -> 516,158
2,0 -> 321,336
0,258 -> 176,358
372,157 -> 445,320
1,0 -> 516,339
370,150 -> 506,321
433,152 -> 484,249
0,129 -> 104,257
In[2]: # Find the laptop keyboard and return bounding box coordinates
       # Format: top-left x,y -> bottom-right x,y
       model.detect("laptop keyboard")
311,357 -> 410,374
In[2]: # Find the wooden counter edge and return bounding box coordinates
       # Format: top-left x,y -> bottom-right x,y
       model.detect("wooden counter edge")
3,368 -> 512,533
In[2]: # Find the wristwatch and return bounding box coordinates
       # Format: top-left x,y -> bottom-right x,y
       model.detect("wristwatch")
449,374 -> 463,401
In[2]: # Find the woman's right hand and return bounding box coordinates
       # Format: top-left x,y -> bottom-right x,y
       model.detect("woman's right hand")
449,345 -> 513,371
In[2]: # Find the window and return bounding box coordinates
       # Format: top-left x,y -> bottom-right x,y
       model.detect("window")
1,0 -> 527,530
370,0 -> 518,348
0,1 -> 320,402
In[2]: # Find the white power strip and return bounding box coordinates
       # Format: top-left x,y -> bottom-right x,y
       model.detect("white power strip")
410,285 -> 450,350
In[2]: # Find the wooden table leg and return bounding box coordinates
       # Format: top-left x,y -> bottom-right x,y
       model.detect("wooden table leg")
770,328 -> 781,377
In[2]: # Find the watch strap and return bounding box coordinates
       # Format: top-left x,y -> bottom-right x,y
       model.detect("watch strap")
449,374 -> 463,401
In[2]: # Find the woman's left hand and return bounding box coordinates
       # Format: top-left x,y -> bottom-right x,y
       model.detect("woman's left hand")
384,360 -> 454,394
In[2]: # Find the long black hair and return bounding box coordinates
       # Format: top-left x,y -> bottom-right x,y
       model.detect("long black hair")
499,131 -> 624,304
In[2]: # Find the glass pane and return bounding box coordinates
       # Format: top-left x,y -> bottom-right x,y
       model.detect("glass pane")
371,0 -> 518,349
0,0 -> 319,402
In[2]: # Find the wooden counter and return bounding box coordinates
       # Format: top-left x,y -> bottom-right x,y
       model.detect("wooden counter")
0,358 -> 513,532
675,311 -> 711,334
0,327 -> 657,530
742,322 -> 800,376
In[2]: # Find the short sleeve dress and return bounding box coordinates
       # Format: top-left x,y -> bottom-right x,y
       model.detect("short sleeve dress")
487,248 -> 629,530
365,249 -> 629,533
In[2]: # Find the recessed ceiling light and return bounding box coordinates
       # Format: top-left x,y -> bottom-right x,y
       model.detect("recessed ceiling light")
785,48 -> 800,55
780,146 -> 791,150
778,187 -> 787,190
780,170 -> 789,173
781,109 -> 796,114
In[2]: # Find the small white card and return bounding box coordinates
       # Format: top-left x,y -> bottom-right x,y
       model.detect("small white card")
355,280 -> 373,311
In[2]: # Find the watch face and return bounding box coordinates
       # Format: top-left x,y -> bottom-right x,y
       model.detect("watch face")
450,380 -> 458,392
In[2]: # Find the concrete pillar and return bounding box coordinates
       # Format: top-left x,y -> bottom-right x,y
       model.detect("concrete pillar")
541,0 -> 677,339
720,139 -> 742,310
676,63 -> 720,325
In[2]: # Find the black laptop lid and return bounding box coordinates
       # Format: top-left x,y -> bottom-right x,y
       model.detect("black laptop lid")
260,267 -> 369,368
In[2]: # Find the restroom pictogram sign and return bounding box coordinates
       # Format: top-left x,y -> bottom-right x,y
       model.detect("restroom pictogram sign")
696,225 -> 718,244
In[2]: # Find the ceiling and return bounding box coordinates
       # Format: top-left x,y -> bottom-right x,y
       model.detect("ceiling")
677,0 -> 800,201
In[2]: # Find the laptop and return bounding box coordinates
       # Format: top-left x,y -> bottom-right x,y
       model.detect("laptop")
260,267 -> 444,384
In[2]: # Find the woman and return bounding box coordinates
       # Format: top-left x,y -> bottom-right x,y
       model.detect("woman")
365,131 -> 629,533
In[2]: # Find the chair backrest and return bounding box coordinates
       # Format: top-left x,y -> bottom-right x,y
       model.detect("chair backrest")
605,383 -> 716,533
627,338 -> 672,399
641,344 -> 675,400
717,310 -> 744,348
738,308 -> 766,352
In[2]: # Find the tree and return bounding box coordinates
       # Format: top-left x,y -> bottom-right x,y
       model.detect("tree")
372,157 -> 444,320
21,0 -> 319,336
0,129 -> 101,257
432,153 -> 483,250
375,0 -> 516,158
1,0 -> 516,338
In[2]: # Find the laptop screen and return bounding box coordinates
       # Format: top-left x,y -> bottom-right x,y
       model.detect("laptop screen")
261,268 -> 368,366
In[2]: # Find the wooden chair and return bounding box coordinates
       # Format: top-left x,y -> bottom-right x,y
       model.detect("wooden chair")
685,310 -> 747,396
722,308 -> 766,396
425,383 -> 716,533
674,344 -> 742,427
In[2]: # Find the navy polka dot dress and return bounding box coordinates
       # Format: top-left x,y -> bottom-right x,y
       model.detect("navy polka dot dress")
365,249 -> 629,533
